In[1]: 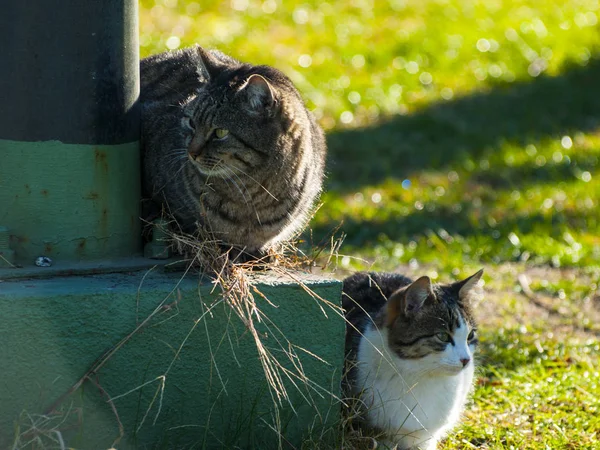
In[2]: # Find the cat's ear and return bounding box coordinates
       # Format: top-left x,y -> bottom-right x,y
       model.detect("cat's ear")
454,269 -> 484,303
404,276 -> 435,315
386,276 -> 434,325
237,74 -> 276,114
194,46 -> 224,81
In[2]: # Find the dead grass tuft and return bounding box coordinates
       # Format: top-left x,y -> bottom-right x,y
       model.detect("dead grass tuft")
161,218 -> 348,404
12,405 -> 81,450
29,216 -> 349,449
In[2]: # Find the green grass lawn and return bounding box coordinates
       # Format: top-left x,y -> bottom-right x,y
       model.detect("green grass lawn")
140,1 -> 600,448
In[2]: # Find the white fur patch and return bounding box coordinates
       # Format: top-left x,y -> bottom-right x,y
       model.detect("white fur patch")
354,317 -> 475,449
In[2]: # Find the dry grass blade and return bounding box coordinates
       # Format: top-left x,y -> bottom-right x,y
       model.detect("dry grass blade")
37,217 -> 346,447
161,220 -> 349,432
12,405 -> 80,450
87,375 -> 124,447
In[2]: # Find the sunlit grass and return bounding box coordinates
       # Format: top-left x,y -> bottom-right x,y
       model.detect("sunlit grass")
139,0 -> 600,272
445,327 -> 600,449
140,0 -> 600,127
140,1 -> 600,448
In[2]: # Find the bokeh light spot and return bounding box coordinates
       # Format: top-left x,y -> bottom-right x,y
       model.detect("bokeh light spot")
165,36 -> 181,50
298,54 -> 313,68
561,136 -> 573,149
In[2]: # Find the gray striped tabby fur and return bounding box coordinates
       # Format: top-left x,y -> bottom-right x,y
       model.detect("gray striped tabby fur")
141,45 -> 326,257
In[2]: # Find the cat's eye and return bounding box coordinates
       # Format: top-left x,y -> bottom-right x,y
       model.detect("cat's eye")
214,128 -> 229,139
468,329 -> 477,341
185,117 -> 195,130
435,332 -> 452,343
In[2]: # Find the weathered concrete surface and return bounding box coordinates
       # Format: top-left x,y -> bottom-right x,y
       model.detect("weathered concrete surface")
0,269 -> 344,448
0,139 -> 141,266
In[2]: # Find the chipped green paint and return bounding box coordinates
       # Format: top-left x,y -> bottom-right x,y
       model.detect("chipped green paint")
0,270 -> 344,448
0,139 -> 141,265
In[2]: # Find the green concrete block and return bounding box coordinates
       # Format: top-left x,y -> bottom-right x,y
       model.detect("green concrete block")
0,270 -> 344,448
0,139 -> 141,266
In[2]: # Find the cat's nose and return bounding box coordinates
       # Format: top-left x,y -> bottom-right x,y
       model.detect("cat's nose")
188,143 -> 202,158
460,358 -> 470,367
188,134 -> 206,158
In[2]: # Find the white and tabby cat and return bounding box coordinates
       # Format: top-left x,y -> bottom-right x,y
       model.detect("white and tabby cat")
343,270 -> 483,449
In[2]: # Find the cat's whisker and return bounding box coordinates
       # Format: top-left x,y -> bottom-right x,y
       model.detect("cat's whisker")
222,167 -> 258,212
171,158 -> 189,177
164,147 -> 187,152
217,164 -> 250,207
224,173 -> 251,207
164,151 -> 187,162
162,148 -> 188,163
202,157 -> 224,184
162,149 -> 187,157
224,167 -> 251,199
232,166 -> 278,201
164,155 -> 188,173
218,165 -> 265,226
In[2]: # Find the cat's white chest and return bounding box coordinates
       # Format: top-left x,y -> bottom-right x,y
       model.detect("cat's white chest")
355,325 -> 474,449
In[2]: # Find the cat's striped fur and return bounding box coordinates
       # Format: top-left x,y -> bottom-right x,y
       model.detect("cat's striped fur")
141,45 -> 326,257
342,270 -> 483,449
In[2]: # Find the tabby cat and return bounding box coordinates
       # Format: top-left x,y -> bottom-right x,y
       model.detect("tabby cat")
342,270 -> 483,449
140,45 -> 326,258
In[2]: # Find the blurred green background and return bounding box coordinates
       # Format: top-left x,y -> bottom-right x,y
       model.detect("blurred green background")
140,0 -> 600,272
140,1 -> 600,448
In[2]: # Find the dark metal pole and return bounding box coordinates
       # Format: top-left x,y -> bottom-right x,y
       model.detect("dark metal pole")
0,0 -> 139,144
0,0 -> 141,266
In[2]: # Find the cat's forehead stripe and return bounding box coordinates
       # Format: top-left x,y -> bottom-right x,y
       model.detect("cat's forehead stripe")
433,302 -> 464,330
194,100 -> 213,124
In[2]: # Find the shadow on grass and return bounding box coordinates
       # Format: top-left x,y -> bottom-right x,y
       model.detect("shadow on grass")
319,195 -> 596,250
326,57 -> 600,192
470,152 -> 599,190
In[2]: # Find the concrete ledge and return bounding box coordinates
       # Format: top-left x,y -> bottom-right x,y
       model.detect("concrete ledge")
0,269 -> 344,448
